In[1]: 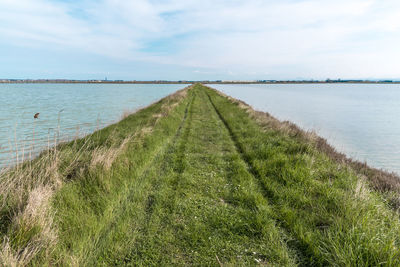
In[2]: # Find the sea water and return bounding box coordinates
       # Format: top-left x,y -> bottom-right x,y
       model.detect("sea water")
0,83 -> 187,167
211,83 -> 400,174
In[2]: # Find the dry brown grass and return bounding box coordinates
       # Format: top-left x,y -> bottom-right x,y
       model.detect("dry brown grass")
1,185 -> 58,266
0,135 -> 132,265
353,176 -> 370,202
0,141 -> 84,266
1,238 -> 37,267
205,85 -> 400,209
91,135 -> 132,170
0,134 -> 115,264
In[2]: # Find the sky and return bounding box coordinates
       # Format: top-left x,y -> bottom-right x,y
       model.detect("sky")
1,0 -> 400,80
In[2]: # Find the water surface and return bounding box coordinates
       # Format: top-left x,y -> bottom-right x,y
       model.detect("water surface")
0,83 -> 187,167
211,83 -> 400,174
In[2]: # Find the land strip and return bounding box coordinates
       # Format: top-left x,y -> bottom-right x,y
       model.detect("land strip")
1,84 -> 400,266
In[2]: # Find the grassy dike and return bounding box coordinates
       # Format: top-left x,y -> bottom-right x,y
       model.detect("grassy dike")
1,84 -> 400,266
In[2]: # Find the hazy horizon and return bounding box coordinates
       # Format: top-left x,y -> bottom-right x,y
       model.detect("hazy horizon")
1,77 -> 400,82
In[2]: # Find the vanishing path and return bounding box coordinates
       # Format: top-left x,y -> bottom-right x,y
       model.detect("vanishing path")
88,86 -> 298,265
28,84 -> 400,266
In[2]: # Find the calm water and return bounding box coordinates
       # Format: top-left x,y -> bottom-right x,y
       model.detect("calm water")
0,83 -> 187,167
211,84 -> 400,174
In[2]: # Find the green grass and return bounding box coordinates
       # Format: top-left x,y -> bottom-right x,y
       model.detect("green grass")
1,84 -> 400,266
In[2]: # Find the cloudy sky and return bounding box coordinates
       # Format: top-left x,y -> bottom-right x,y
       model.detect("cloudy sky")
1,0 -> 400,80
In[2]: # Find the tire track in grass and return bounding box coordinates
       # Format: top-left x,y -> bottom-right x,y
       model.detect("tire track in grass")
116,93 -> 196,265
84,95 -> 194,265
123,88 -> 247,265
205,89 -> 313,266
108,87 -> 295,265
158,88 -> 296,266
197,90 -> 299,266
142,93 -> 195,226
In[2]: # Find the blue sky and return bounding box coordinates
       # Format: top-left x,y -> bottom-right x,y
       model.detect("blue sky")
1,0 -> 400,80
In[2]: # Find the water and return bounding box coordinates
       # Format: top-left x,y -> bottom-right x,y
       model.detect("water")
0,83 -> 188,167
211,83 -> 400,174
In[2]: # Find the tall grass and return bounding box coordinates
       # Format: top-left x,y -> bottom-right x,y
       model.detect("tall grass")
0,86 -> 192,265
204,85 -> 400,265
204,84 -> 400,210
2,84 -> 400,265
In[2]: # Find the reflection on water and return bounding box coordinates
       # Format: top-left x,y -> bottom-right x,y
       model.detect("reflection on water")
0,83 -> 187,168
211,83 -> 400,175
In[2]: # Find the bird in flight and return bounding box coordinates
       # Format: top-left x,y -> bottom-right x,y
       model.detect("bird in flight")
34,113 -> 40,119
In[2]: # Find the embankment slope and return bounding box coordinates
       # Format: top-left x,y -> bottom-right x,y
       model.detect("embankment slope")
1,84 -> 400,266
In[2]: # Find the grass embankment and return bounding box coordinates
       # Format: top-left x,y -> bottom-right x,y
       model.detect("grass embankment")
1,84 -> 400,266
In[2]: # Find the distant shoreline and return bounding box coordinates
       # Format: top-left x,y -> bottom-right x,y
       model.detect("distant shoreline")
1,80 -> 400,84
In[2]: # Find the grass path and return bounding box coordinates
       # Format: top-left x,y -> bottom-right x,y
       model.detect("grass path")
78,87 -> 297,266
2,84 -> 400,266
114,88 -> 296,266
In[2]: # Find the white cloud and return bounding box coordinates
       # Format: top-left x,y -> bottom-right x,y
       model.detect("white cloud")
1,0 -> 400,78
